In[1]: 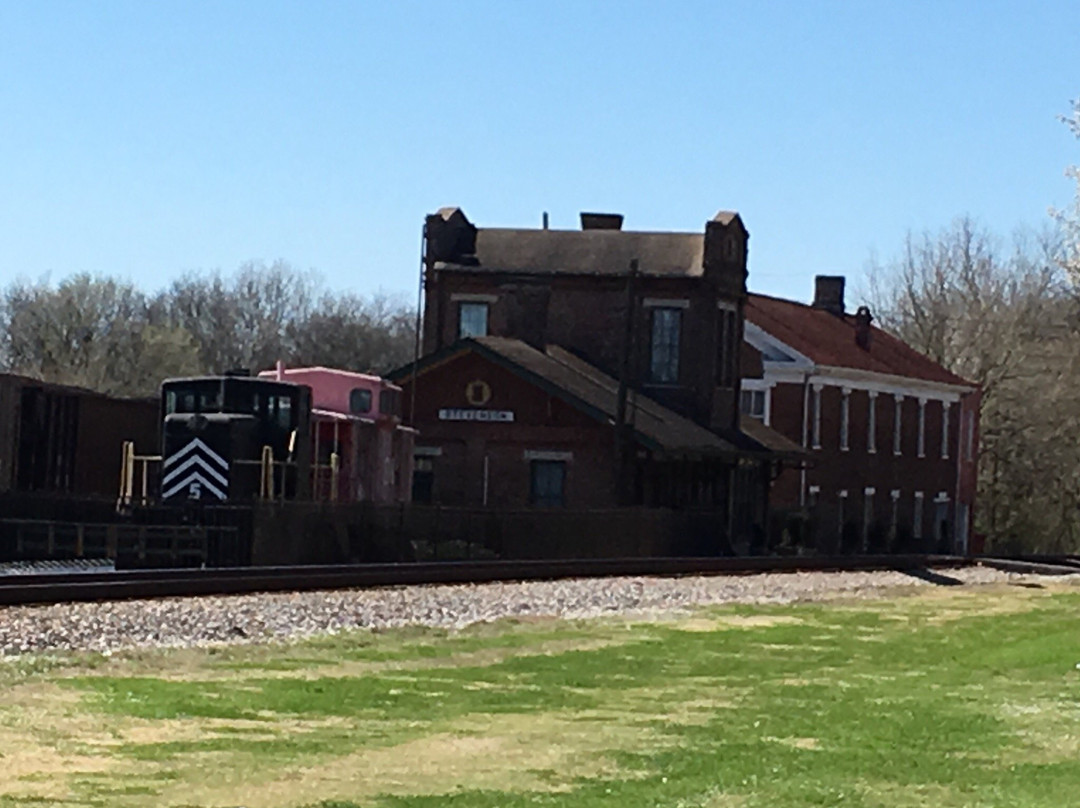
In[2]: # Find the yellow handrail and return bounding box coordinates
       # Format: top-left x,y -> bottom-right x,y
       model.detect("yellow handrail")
260,445 -> 274,500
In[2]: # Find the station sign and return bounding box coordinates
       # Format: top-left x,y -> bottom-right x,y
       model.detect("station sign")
438,408 -> 515,423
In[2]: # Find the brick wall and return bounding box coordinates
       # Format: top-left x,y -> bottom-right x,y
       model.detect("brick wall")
765,379 -> 977,548
398,350 -> 618,508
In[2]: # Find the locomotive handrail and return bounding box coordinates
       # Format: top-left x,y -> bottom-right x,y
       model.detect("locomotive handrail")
310,453 -> 341,502
119,440 -> 342,506
117,442 -> 163,509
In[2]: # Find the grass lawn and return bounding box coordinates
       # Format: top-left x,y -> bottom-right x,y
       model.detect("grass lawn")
0,580 -> 1079,807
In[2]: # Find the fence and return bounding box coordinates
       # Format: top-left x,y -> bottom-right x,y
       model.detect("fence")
0,493 -> 963,569
250,503 -> 733,566
0,493 -> 250,568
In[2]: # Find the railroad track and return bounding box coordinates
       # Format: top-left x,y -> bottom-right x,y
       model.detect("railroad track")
0,553 -> 1064,607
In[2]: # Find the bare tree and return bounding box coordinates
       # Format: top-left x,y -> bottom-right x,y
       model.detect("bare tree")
866,218 -> 1080,552
1052,97 -> 1080,286
0,263 -> 419,397
290,291 -> 416,373
0,274 -> 201,396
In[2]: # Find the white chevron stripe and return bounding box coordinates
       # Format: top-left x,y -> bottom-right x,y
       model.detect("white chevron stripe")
163,438 -> 228,470
161,454 -> 228,488
162,471 -> 228,501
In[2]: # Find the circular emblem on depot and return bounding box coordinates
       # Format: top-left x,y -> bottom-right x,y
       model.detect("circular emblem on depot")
465,379 -> 492,406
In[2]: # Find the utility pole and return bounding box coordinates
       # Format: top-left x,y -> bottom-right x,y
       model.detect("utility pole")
613,258 -> 639,505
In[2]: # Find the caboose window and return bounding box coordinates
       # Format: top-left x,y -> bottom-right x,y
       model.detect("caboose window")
349,388 -> 372,414
379,389 -> 400,416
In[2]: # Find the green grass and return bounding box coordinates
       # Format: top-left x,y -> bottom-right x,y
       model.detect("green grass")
0,581 -> 1079,806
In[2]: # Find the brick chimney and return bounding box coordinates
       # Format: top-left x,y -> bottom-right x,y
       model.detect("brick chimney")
580,212 -> 624,231
854,306 -> 873,350
813,275 -> 845,317
425,207 -> 477,265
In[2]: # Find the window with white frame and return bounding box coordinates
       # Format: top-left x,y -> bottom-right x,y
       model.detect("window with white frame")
837,490 -> 848,538
862,487 -> 875,548
941,402 -> 951,459
917,398 -> 927,458
807,484 -> 820,510
840,389 -> 850,451
812,385 -> 822,449
913,491 -> 924,539
740,388 -> 766,420
867,392 -> 877,453
458,301 -> 489,338
649,307 -> 682,383
890,489 -> 900,534
893,395 -> 903,456
933,492 -> 951,545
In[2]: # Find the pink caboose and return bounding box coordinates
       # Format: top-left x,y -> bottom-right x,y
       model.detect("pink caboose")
258,364 -> 415,503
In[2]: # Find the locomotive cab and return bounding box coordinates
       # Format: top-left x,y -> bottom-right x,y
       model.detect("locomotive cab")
160,375 -> 312,503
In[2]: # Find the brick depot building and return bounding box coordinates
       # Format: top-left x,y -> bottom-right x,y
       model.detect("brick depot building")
740,276 -> 980,552
391,207 -> 802,548
391,337 -> 799,541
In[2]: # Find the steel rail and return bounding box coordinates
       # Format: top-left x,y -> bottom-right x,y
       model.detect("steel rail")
0,554 -> 982,607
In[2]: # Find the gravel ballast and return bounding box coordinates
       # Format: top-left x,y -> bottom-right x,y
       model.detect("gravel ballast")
0,565 -> 1069,656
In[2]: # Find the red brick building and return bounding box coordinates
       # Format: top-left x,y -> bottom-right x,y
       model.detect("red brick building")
421,208 -> 751,429
391,208 -> 801,549
741,276 -> 980,553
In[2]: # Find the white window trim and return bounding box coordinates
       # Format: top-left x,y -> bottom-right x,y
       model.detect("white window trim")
741,380 -> 773,426
867,391 -> 877,454
450,293 -> 498,303
812,384 -> 823,450
717,299 -> 738,312
913,491 -> 924,539
644,297 -> 690,309
414,446 -> 443,457
941,402 -> 950,460
840,388 -> 851,452
893,395 -> 903,456
524,450 -> 573,462
862,488 -> 874,548
917,397 -> 927,458
934,491 -> 950,503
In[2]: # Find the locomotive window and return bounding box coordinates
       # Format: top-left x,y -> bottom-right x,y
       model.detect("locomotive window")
276,395 -> 293,429
164,383 -> 222,414
349,388 -> 372,414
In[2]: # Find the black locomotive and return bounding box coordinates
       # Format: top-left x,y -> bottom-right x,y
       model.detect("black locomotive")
160,373 -> 312,502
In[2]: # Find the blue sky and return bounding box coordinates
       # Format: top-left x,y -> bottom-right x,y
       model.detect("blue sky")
1,1 -> 1078,301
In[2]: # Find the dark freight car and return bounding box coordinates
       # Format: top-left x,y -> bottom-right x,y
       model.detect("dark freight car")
0,374 -> 158,499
